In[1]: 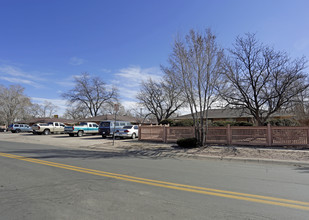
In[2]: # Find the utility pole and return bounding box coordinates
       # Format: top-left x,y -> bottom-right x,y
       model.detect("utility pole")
113,104 -> 119,146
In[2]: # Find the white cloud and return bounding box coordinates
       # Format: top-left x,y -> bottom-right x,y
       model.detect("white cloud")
69,57 -> 85,66
0,65 -> 39,80
0,76 -> 42,88
119,89 -> 139,100
0,65 -> 46,88
109,65 -> 164,107
121,100 -> 139,110
114,65 -> 163,88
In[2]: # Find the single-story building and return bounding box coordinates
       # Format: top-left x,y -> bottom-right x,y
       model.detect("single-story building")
173,108 -> 295,124
78,114 -> 156,125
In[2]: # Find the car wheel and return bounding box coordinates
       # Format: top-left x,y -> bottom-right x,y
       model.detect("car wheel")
77,130 -> 83,137
43,129 -> 50,135
11,130 -> 15,133
15,129 -> 21,133
69,133 -> 74,137
131,133 -> 136,139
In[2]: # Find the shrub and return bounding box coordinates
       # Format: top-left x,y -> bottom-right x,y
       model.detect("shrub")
211,121 -> 253,127
160,119 -> 194,127
211,121 -> 232,127
174,119 -> 194,127
160,119 -> 174,126
176,138 -> 198,148
233,121 -> 253,126
265,118 -> 300,126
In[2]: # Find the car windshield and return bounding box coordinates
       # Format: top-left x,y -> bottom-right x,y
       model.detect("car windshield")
100,122 -> 110,127
47,122 -> 54,126
80,122 -> 87,126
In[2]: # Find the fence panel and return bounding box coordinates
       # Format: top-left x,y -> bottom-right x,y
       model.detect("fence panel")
166,127 -> 195,142
139,126 -> 164,142
231,127 -> 267,145
206,127 -> 228,144
272,127 -> 308,145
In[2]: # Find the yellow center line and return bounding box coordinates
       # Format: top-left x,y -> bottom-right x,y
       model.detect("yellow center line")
1,152 -> 309,211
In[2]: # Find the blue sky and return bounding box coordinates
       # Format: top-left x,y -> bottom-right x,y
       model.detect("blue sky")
1,0 -> 309,115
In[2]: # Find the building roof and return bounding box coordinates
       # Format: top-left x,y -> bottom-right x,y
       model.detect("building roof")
174,108 -> 295,120
78,114 -> 158,124
79,115 -> 140,123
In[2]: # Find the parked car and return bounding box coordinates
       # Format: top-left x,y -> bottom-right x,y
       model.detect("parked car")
99,120 -> 132,138
32,122 -> 66,135
0,124 -> 7,132
8,124 -> 33,133
114,125 -> 139,139
64,122 -> 99,137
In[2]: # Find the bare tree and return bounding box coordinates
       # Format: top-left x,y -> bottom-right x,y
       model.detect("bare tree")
27,103 -> 42,118
221,33 -> 309,125
163,29 -> 224,146
136,76 -> 186,124
26,101 -> 58,118
100,102 -> 128,116
63,103 -> 90,119
62,72 -> 118,117
39,101 -> 57,117
128,104 -> 155,124
0,85 -> 32,125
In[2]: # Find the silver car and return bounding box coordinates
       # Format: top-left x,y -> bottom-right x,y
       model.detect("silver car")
115,125 -> 139,139
8,124 -> 33,133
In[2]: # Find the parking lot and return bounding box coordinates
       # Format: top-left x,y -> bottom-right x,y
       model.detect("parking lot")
0,132 -> 171,151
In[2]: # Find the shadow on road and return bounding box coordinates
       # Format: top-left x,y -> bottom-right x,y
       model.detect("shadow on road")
51,136 -> 71,138
294,166 -> 309,174
81,136 -> 106,140
4,147 -> 185,160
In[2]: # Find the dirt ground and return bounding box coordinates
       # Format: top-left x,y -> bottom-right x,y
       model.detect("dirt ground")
1,132 -> 309,163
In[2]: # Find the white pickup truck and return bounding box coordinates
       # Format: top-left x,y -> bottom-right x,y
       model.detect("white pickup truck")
32,122 -> 66,135
64,122 -> 99,137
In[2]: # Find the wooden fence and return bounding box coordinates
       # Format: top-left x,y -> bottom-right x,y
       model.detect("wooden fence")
138,124 -> 309,147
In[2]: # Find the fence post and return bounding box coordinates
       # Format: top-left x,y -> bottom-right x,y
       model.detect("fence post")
307,127 -> 309,147
138,124 -> 141,141
163,125 -> 167,143
227,124 -> 232,145
267,123 -> 272,146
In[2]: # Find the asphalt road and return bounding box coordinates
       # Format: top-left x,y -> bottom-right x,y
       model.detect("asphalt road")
0,140 -> 309,220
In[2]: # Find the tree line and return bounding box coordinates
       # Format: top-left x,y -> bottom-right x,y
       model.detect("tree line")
0,85 -> 58,126
0,73 -> 131,126
137,29 -> 309,146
